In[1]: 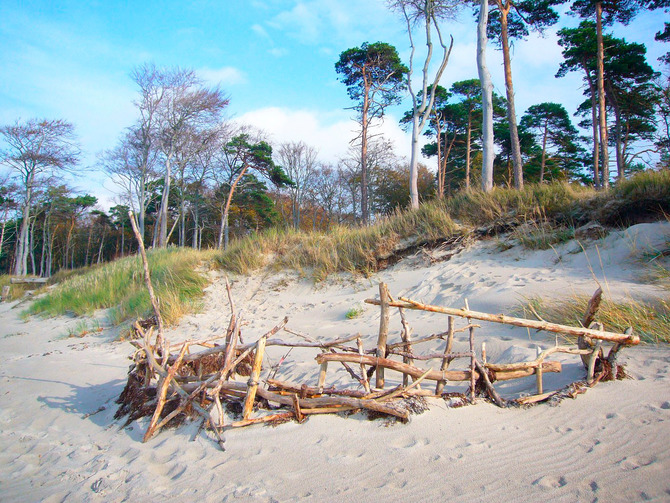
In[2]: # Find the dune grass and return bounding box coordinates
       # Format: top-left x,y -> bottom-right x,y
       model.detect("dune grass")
445,182 -> 594,226
218,174 -> 669,278
218,198 -> 461,279
518,294 -> 670,343
27,248 -> 215,326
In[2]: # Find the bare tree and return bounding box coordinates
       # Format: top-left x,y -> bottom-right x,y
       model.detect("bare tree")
0,118 -> 80,276
276,141 -> 319,229
100,126 -> 159,242
388,0 -> 458,208
309,164 -> 344,229
141,66 -> 228,248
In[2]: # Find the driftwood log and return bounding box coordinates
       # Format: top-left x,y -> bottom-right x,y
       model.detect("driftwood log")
364,296 -> 639,345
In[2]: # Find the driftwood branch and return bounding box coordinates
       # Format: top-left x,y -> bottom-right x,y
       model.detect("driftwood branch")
364,296 -> 639,345
315,353 -> 561,382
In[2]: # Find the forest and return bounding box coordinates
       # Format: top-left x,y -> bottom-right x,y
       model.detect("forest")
0,0 -> 669,278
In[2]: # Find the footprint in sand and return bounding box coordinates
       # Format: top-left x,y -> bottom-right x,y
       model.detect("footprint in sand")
532,475 -> 567,489
616,455 -> 656,471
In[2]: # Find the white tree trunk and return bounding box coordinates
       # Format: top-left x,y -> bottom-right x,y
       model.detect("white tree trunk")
409,114 -> 421,208
477,0 -> 495,192
158,154 -> 172,247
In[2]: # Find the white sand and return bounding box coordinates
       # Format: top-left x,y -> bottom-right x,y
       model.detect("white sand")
1,222 -> 669,502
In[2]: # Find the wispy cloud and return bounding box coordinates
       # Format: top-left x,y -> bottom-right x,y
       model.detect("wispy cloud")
198,66 -> 248,86
267,0 -> 398,47
269,47 -> 289,57
252,23 -> 271,40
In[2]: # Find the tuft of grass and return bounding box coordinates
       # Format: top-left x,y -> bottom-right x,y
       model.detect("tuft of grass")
64,319 -> 103,338
27,248 -> 215,326
518,294 -> 670,343
345,306 -> 364,320
513,221 -> 575,250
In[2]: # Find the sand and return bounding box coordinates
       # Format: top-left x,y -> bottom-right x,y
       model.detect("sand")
0,222 -> 668,502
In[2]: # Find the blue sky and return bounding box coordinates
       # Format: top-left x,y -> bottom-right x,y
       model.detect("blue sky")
1,0 -> 667,207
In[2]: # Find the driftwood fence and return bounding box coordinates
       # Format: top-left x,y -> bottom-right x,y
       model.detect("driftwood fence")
115,278 -> 638,450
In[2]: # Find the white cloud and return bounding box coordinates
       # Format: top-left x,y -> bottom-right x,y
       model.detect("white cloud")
251,23 -> 270,40
198,66 -> 247,86
269,47 -> 289,57
236,107 -> 414,164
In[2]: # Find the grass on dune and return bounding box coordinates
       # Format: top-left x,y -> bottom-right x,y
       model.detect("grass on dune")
445,182 -> 594,226
518,294 -> 670,343
27,248 -> 215,326
218,198 -> 461,279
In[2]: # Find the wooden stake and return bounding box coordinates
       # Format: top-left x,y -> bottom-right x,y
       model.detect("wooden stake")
582,287 -> 603,328
357,337 -> 371,394
292,393 -> 304,423
469,324 -> 476,404
587,342 -> 603,385
399,307 -> 415,387
243,335 -> 267,420
473,359 -> 506,408
376,282 -> 391,389
536,346 -> 543,395
436,316 -> 454,395
317,361 -> 328,393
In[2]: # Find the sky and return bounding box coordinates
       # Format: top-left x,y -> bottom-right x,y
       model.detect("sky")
0,0 -> 668,209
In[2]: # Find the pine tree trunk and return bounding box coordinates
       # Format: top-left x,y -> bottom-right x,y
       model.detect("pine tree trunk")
596,2 -> 610,188
361,79 -> 370,225
465,120 -> 472,190
220,165 -> 248,250
585,72 -> 601,187
499,2 -> 523,189
540,121 -> 548,182
436,120 -> 444,198
97,229 -> 106,264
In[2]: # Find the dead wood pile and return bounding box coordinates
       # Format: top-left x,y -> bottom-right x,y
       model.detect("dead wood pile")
114,280 -> 638,450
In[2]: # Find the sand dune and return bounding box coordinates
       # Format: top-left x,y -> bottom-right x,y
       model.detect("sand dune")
0,222 -> 668,502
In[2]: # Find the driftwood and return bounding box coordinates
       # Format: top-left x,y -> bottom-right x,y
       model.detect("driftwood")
364,296 -> 639,345
128,211 -> 164,340
115,281 -> 635,448
315,353 -> 562,382
9,277 -> 48,284
376,282 -> 392,388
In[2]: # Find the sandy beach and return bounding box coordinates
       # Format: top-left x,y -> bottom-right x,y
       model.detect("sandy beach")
1,221 -> 669,502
